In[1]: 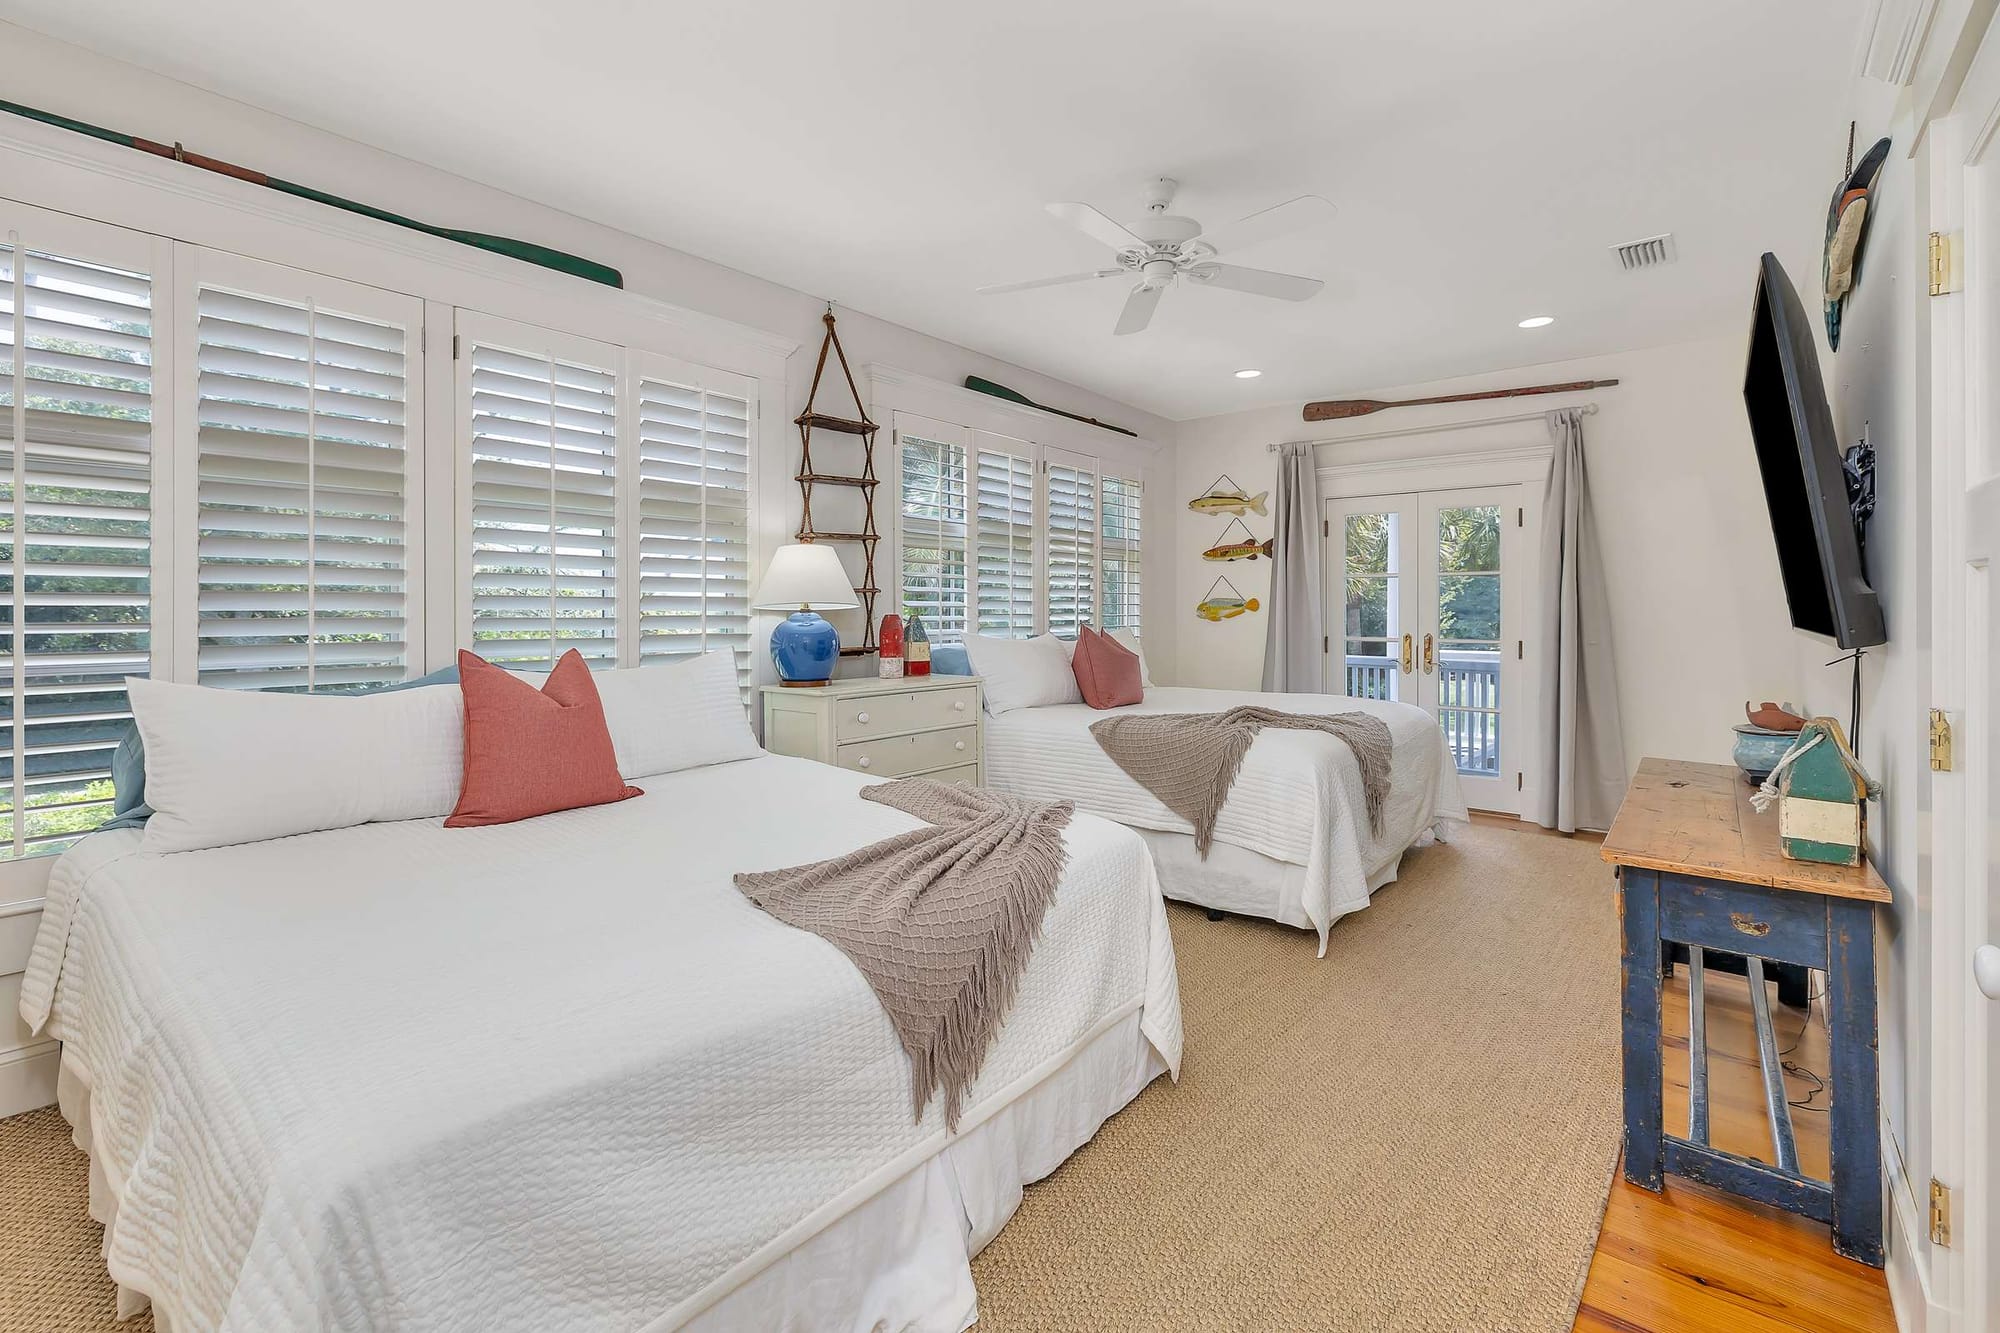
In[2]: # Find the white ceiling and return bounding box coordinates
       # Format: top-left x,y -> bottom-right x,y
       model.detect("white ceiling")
2,0 -> 1864,420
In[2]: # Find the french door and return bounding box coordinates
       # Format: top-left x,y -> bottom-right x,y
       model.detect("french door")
1327,486 -> 1526,813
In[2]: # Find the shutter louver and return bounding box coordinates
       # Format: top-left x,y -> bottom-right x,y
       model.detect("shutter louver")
195,287 -> 413,692
898,431 -> 968,637
0,243 -> 153,858
1045,457 -> 1097,639
1099,474 -> 1142,634
973,448 -> 1034,636
637,376 -> 752,684
468,340 -> 619,668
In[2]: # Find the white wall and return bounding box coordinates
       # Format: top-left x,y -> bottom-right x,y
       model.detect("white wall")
1795,75 -> 1936,1298
1167,335 -> 1810,772
0,22 -> 1180,678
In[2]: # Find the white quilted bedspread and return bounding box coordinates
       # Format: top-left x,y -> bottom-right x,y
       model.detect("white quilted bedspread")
982,687 -> 1469,948
19,755 -> 1181,1332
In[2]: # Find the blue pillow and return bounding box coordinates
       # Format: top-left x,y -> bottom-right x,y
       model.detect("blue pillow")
931,643 -> 973,676
101,666 -> 463,832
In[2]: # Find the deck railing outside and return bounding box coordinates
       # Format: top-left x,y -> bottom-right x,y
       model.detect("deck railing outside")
1343,650 -> 1500,776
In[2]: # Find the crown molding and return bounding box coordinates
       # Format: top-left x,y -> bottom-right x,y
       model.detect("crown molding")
1856,0 -> 1945,85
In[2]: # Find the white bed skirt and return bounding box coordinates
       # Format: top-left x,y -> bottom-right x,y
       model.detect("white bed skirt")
1135,823 -> 1447,932
56,1010 -> 1168,1333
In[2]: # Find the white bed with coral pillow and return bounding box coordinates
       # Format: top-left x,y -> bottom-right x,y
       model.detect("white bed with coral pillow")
19,753 -> 1181,1332
981,685 -> 1469,952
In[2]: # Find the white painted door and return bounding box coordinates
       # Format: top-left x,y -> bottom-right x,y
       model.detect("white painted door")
1327,485 -> 1526,812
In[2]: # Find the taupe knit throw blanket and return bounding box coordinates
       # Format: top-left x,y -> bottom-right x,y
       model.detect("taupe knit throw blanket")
734,778 -> 1073,1131
1089,706 -> 1394,857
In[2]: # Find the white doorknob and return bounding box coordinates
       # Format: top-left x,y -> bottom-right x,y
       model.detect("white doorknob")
955,740 -> 966,751
857,756 -> 871,769
1976,945 -> 2000,1001
855,711 -> 870,724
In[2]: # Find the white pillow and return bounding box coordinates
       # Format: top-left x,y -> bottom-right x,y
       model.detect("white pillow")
1106,628 -> 1154,687
962,634 -> 1083,714
589,651 -> 761,779
129,677 -> 466,854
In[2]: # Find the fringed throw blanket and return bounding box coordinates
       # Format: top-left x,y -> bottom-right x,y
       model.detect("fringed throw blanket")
1090,706 -> 1393,856
734,779 -> 1073,1131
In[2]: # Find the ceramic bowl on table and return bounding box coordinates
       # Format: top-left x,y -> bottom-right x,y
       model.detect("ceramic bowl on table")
1732,723 -> 1799,785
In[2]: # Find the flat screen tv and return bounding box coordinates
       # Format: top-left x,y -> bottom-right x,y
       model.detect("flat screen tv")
1742,252 -> 1886,649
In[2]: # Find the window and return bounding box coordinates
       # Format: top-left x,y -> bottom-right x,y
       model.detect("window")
462,317 -> 620,669
897,424 -> 968,638
1099,474 -> 1142,635
973,446 -> 1034,636
1043,450 -> 1098,639
191,258 -> 422,692
0,222 -> 156,859
635,366 -> 754,681
895,419 -> 1142,641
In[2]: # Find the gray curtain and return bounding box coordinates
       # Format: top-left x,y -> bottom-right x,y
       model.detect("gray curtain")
1261,440 -> 1325,692
1532,409 -> 1628,832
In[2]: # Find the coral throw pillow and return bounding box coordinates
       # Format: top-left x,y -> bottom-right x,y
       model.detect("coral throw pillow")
1070,625 -> 1144,710
446,649 -> 643,827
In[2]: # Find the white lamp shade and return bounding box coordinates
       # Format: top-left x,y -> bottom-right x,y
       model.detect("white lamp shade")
751,543 -> 861,611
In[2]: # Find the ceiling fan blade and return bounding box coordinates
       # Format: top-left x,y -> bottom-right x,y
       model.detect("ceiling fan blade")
1048,201 -> 1147,253
1114,282 -> 1165,336
1186,263 -> 1324,302
1202,195 -> 1336,255
977,269 -> 1125,295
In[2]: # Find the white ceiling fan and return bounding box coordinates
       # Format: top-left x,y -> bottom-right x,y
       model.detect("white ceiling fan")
979,177 -> 1334,335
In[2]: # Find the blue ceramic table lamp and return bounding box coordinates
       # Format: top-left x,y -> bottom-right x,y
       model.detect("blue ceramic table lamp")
751,543 -> 861,687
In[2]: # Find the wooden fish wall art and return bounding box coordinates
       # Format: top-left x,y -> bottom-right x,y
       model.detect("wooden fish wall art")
1203,516 -> 1273,562
1196,574 -> 1261,622
1188,474 -> 1268,517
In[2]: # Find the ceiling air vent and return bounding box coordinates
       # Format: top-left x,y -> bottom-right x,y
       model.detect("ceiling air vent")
1612,233 -> 1677,271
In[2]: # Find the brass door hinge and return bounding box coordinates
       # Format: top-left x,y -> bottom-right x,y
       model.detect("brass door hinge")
1930,1178 -> 1952,1246
1930,232 -> 1958,296
1931,709 -> 1954,771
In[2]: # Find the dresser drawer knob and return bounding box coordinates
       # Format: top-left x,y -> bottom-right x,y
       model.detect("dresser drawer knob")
953,700 -> 966,711
855,711 -> 870,724
857,756 -> 871,769
954,740 -> 966,751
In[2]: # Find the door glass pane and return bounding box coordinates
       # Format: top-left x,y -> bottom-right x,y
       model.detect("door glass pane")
1343,512 -> 1402,701
1436,505 -> 1500,776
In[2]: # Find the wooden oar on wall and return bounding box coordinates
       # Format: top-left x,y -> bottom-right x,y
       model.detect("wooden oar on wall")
1303,378 -> 1619,422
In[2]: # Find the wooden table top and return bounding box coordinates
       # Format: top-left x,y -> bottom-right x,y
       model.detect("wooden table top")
1600,758 -> 1892,904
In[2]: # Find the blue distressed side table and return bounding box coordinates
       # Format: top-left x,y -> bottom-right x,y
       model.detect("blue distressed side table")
1600,758 -> 1890,1267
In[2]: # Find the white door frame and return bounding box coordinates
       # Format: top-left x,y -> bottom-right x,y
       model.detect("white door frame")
1318,440 -> 1550,817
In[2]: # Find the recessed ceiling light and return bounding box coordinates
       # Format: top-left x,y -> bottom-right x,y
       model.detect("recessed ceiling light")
1233,368 -> 1263,379
1517,315 -> 1555,329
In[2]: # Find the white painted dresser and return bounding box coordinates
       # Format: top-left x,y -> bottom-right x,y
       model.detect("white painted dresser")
759,675 -> 983,785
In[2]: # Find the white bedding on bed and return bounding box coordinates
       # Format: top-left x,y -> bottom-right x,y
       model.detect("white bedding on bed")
982,686 -> 1470,950
20,754 -> 1181,1332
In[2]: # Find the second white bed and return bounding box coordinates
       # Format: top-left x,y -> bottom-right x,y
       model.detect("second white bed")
982,685 -> 1470,951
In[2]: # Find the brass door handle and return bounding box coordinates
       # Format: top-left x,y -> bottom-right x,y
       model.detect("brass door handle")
1422,633 -> 1435,674
1400,633 -> 1414,674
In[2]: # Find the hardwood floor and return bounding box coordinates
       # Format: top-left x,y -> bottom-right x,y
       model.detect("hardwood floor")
1467,812 -> 1896,1332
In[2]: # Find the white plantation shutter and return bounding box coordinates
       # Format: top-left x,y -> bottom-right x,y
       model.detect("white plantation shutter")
897,418 -> 968,638
191,262 -> 421,692
0,217 -> 156,859
462,318 -> 620,668
1099,473 -> 1142,634
1044,450 -> 1098,639
636,366 -> 753,683
973,440 -> 1034,636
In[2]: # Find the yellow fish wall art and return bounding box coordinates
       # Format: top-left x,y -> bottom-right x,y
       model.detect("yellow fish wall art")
1188,473 -> 1268,517
1202,517 -> 1274,562
1195,574 -> 1261,622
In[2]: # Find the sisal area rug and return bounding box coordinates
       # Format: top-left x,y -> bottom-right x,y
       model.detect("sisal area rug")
0,823 -> 1618,1333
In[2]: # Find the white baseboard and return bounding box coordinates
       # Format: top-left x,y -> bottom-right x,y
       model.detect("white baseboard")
0,1039 -> 57,1118
1884,1120 -> 1943,1332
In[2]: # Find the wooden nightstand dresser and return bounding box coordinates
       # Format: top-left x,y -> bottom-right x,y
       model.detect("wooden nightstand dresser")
760,676 -> 984,785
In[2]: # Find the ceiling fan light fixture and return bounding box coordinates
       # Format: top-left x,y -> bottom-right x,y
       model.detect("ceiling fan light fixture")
1233,369 -> 1263,379
1517,315 -> 1556,329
